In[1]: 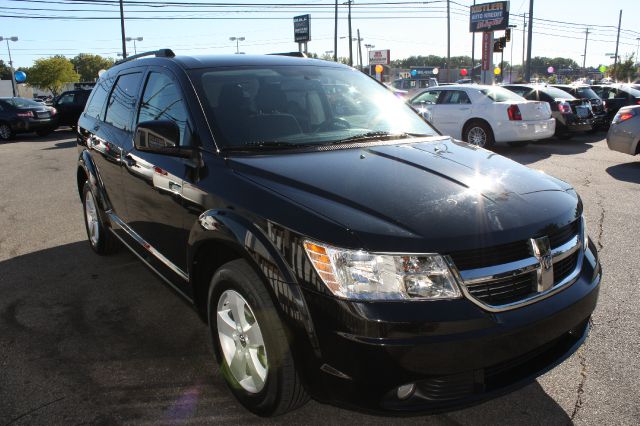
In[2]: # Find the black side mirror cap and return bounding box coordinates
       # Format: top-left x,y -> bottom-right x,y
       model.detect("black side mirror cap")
134,120 -> 192,158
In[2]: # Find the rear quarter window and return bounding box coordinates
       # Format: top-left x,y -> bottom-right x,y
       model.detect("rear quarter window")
104,72 -> 143,131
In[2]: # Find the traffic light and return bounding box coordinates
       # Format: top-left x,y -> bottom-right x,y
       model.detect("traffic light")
493,37 -> 505,53
505,28 -> 511,42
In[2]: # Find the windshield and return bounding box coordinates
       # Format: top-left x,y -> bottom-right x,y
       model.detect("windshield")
191,65 -> 436,150
4,98 -> 44,108
573,87 -> 599,99
541,86 -> 576,100
479,87 -> 525,102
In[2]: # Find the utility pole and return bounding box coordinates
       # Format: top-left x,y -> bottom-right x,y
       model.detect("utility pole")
582,28 -> 589,71
357,29 -> 363,71
347,0 -> 353,67
334,0 -> 338,62
446,0 -> 451,82
522,13 -> 526,71
525,0 -> 534,82
119,0 -> 127,59
613,9 -> 622,73
471,0 -> 476,74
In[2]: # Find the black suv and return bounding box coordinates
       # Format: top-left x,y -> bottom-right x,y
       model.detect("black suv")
53,89 -> 91,129
76,50 -> 601,416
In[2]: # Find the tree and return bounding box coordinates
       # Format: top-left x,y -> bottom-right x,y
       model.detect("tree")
71,53 -> 114,82
610,55 -> 636,82
0,60 -> 11,80
28,55 -> 79,96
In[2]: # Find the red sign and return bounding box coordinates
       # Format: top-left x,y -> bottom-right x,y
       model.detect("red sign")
482,31 -> 491,70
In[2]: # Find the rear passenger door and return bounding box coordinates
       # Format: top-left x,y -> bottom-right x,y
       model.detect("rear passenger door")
433,90 -> 472,139
120,68 -> 194,277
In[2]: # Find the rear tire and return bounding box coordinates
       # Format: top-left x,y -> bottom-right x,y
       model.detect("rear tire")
463,120 -> 495,148
208,259 -> 309,417
0,122 -> 14,141
82,181 -> 119,255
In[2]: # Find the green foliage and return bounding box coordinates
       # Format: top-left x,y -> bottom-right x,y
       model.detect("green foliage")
391,55 -> 473,68
28,55 -> 79,96
71,53 -> 114,82
610,55 -> 637,82
0,60 -> 11,80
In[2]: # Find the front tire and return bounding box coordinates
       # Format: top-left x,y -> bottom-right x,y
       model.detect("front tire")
208,259 -> 308,416
82,181 -> 119,255
463,120 -> 495,148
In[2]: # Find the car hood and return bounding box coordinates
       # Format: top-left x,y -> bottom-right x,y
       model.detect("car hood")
228,137 -> 580,253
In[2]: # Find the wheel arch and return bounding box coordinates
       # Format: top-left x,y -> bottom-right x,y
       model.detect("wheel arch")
188,209 -> 321,356
77,149 -> 110,212
462,117 -> 495,141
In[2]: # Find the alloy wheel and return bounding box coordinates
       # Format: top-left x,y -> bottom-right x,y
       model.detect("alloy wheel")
0,124 -> 11,140
84,191 -> 100,247
467,127 -> 487,147
217,289 -> 268,394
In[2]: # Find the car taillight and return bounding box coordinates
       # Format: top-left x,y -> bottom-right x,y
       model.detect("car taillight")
613,109 -> 637,124
16,111 -> 34,118
507,104 -> 522,121
636,99 -> 640,105
49,107 -> 57,115
557,101 -> 572,114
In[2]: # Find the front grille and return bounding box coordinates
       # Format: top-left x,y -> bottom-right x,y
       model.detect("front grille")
554,251 -> 579,283
448,220 -> 579,270
453,219 -> 582,310
466,273 -> 535,306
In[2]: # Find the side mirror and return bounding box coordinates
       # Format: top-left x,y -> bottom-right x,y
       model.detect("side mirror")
134,120 -> 191,158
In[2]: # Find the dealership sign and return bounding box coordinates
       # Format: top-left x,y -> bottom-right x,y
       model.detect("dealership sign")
293,14 -> 311,43
469,1 -> 510,32
369,49 -> 390,65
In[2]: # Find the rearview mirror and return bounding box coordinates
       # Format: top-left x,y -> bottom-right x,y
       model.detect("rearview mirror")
135,120 -> 191,157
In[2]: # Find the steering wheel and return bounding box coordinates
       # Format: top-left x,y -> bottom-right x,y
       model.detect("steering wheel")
313,117 -> 351,132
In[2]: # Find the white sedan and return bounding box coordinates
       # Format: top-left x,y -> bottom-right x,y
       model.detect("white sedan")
409,84 -> 555,147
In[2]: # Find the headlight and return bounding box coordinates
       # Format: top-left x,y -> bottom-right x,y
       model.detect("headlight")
303,240 -> 461,300
582,214 -> 589,248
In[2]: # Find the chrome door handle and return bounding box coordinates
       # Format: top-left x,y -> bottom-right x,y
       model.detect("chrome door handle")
459,107 -> 471,111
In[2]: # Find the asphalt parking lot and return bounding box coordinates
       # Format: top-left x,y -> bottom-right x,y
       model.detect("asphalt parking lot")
1,129 -> 639,425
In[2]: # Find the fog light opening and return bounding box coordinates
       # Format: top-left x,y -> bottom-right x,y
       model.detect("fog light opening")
396,383 -> 416,400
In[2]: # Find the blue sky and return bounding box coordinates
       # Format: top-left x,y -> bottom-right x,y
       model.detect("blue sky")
1,0 -> 639,69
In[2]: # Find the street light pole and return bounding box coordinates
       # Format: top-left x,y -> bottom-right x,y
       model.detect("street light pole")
582,28 -> 589,72
525,0 -> 534,82
125,37 -> 143,55
346,0 -> 353,67
509,25 -> 516,83
0,36 -> 18,97
229,36 -> 245,54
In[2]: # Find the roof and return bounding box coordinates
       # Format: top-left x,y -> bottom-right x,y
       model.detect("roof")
110,52 -> 348,73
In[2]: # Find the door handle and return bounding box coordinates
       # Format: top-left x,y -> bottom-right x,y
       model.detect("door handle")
459,107 -> 471,111
168,181 -> 182,192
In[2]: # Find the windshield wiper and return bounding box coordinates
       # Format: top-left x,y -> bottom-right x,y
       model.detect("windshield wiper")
325,131 -> 432,145
230,141 -> 308,151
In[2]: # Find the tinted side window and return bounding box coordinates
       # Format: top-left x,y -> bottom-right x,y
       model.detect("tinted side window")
442,90 -> 471,104
85,76 -> 114,120
137,72 -> 188,146
105,72 -> 143,131
57,93 -> 75,105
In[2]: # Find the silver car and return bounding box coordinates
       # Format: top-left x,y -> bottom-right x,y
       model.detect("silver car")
606,105 -> 640,156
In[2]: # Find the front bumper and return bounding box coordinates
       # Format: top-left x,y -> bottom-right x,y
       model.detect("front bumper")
301,247 -> 601,413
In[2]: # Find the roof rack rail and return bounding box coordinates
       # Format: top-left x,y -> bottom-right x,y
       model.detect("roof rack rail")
114,49 -> 175,65
268,52 -> 308,58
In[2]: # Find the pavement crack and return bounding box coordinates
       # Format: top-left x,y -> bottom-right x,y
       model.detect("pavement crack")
595,192 -> 605,250
569,349 -> 588,422
4,396 -> 65,425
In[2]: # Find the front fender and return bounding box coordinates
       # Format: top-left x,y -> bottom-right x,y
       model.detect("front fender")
189,209 -> 321,356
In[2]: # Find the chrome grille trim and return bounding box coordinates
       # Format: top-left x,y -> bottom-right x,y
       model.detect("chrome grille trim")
449,218 -> 585,312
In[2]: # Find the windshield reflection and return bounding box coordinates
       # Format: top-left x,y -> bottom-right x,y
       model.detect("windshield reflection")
191,65 -> 437,150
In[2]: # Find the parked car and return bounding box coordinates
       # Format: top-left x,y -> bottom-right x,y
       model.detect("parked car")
502,84 -> 593,138
408,84 -> 555,147
76,50 -> 601,416
552,84 -> 609,130
0,97 -> 58,141
590,84 -> 640,121
391,77 -> 438,96
606,105 -> 640,156
53,89 -> 91,129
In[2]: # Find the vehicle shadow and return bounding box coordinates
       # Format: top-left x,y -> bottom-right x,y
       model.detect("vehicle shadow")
493,132 -> 603,166
606,161 -> 640,184
3,129 -> 76,145
0,241 -> 571,425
